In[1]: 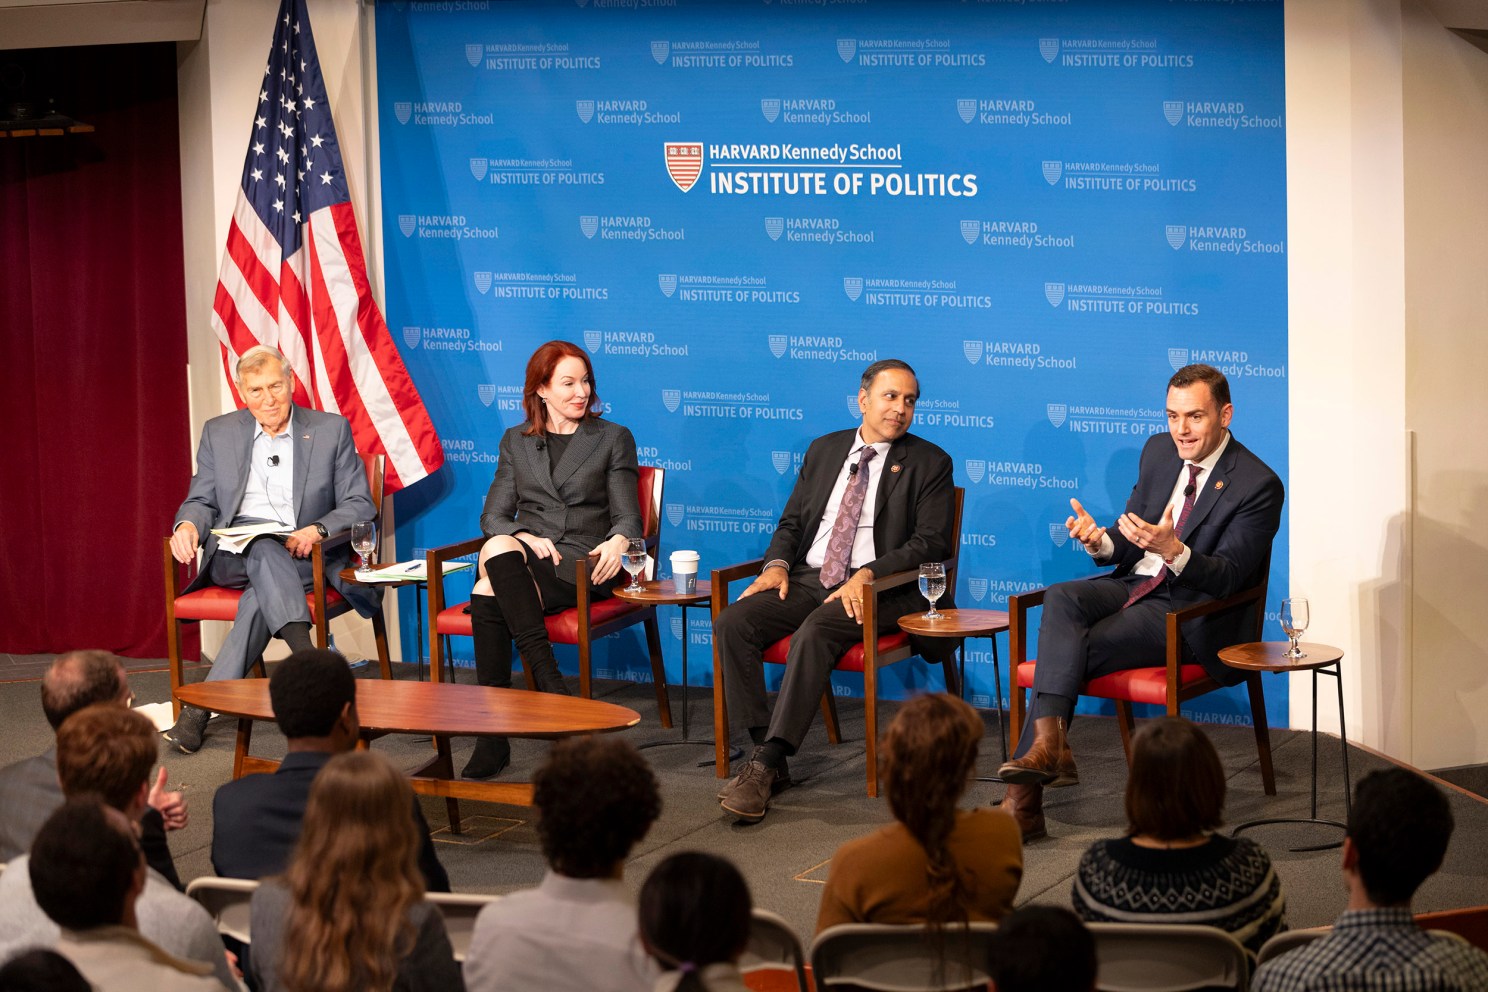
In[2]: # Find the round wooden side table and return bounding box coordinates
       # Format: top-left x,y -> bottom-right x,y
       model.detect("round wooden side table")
898,608 -> 1012,763
614,579 -> 715,757
1219,641 -> 1350,851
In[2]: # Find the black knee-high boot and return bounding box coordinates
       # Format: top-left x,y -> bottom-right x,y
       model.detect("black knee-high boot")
464,592 -> 513,779
484,549 -> 571,696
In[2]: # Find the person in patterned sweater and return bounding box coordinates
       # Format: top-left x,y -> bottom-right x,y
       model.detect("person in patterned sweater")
1071,717 -> 1286,956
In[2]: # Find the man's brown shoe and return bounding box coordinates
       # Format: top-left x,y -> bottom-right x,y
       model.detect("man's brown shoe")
1050,745 -> 1078,788
997,716 -> 1067,785
717,756 -> 789,800
719,759 -> 788,823
998,782 -> 1047,841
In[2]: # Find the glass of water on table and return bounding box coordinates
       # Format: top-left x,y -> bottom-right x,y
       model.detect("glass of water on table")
918,562 -> 946,620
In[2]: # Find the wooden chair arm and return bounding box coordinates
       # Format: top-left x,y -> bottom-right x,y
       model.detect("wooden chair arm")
163,536 -> 191,599
1168,581 -> 1267,626
1007,586 -> 1052,666
425,536 -> 487,620
863,567 -> 921,597
709,559 -> 766,621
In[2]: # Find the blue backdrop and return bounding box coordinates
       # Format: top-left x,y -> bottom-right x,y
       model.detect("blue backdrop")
375,0 -> 1290,728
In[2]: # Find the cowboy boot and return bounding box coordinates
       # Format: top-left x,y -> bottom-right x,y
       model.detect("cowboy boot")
998,782 -> 1047,841
997,716 -> 1068,785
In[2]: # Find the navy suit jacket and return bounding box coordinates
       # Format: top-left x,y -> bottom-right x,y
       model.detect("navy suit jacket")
1101,432 -> 1284,682
764,429 -> 959,659
210,751 -> 449,892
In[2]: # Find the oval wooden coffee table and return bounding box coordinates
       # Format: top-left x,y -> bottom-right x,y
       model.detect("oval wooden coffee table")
1218,641 -> 1349,851
898,608 -> 1011,764
177,678 -> 640,833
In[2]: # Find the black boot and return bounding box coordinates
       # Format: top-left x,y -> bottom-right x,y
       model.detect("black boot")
163,705 -> 211,754
484,551 -> 570,696
466,592 -> 515,777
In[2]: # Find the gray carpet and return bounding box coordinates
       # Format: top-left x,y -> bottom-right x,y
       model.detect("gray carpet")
2,664 -> 1486,944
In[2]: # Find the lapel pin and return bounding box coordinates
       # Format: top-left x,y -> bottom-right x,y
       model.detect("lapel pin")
1214,480 -> 1225,490
890,464 -> 902,474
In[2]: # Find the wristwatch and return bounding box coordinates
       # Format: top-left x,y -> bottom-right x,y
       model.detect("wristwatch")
313,523 -> 329,539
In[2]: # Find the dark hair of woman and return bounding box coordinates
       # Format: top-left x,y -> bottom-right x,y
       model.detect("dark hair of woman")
639,851 -> 753,992
880,692 -> 984,930
1124,716 -> 1226,841
278,751 -> 424,992
521,339 -> 601,435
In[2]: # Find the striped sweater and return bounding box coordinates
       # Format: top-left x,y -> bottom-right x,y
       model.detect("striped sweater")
1071,834 -> 1287,955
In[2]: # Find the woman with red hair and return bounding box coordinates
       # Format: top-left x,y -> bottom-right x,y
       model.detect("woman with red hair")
463,340 -> 642,779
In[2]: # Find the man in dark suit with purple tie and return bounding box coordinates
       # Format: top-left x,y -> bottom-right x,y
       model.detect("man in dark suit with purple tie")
715,359 -> 957,823
998,364 -> 1284,839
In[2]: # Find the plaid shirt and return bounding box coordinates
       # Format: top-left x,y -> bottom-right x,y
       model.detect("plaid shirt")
1253,908 -> 1488,992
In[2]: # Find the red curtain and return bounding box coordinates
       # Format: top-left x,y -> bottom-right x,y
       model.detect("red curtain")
0,43 -> 192,658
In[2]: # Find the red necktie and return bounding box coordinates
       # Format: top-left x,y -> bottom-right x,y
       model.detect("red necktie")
1123,463 -> 1203,609
820,447 -> 878,588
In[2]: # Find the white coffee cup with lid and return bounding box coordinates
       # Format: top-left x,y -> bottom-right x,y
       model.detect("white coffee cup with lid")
670,550 -> 700,594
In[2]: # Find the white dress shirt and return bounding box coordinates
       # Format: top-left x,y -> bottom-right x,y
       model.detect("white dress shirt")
1090,431 -> 1231,577
235,410 -> 296,528
804,430 -> 892,573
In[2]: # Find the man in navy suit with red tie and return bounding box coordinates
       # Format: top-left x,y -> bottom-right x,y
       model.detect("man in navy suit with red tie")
998,364 -> 1283,839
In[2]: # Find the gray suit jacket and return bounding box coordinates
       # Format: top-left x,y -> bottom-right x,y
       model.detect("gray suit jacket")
0,749 -> 59,863
173,406 -> 377,616
479,418 -> 642,584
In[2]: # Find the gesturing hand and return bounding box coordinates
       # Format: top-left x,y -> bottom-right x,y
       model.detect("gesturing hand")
1065,498 -> 1107,553
148,766 -> 189,831
1117,504 -> 1181,560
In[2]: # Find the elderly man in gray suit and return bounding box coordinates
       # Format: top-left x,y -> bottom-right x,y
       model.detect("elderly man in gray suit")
164,345 -> 377,753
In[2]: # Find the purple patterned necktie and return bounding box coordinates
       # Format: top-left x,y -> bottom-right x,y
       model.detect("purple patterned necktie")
820,446 -> 878,588
1123,462 -> 1203,609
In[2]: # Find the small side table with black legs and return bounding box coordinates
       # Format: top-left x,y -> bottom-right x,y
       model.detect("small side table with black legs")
897,608 -> 1012,768
614,579 -> 721,762
1219,641 -> 1351,852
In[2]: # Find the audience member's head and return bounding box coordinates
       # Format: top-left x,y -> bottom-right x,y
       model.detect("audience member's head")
534,736 -> 660,879
988,905 -> 1097,992
639,852 -> 752,989
28,799 -> 145,933
879,692 -> 985,926
40,650 -> 128,731
269,648 -> 359,743
1125,716 -> 1225,841
0,948 -> 92,991
1346,767 -> 1454,907
55,705 -> 157,813
280,750 -> 423,992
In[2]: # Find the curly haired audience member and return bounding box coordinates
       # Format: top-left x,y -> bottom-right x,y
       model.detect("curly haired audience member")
640,852 -> 753,992
463,736 -> 662,992
816,692 -> 1022,931
248,751 -> 462,992
1071,717 -> 1285,956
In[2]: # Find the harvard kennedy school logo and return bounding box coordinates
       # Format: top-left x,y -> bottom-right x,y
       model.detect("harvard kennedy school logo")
664,142 -> 703,193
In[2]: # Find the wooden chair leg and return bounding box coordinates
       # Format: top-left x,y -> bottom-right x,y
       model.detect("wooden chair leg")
372,611 -> 392,681
940,657 -> 960,697
518,651 -> 536,691
1247,673 -> 1277,795
713,633 -> 732,778
577,634 -> 593,700
250,655 -> 268,680
167,618 -> 184,719
1009,681 -> 1027,753
864,663 -> 880,798
644,616 -> 673,729
819,692 -> 842,745
1116,701 -> 1137,765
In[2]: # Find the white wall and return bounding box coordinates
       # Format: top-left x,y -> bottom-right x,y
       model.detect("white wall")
166,1 -> 1488,766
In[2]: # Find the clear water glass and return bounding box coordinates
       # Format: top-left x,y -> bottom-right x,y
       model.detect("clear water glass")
918,562 -> 946,620
622,537 -> 648,592
351,520 -> 376,575
1280,597 -> 1309,659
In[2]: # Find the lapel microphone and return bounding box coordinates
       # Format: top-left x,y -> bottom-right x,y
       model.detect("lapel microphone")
848,463 -> 858,476
535,439 -> 546,451
1183,482 -> 1195,497
268,455 -> 280,467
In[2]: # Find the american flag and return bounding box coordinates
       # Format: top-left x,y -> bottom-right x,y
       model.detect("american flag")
211,0 -> 442,493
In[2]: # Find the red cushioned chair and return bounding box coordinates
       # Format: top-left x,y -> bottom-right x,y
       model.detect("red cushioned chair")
425,465 -> 672,727
1006,567 -> 1276,795
164,453 -> 392,717
709,487 -> 965,798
